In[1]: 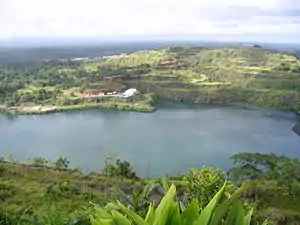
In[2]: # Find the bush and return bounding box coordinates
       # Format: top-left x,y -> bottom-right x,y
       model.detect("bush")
183,167 -> 234,208
27,157 -> 48,167
44,181 -> 80,201
90,181 -> 265,225
0,180 -> 16,201
104,158 -> 137,179
109,180 -> 163,217
54,156 -> 69,170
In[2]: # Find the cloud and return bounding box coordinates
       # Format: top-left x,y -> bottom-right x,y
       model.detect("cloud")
0,0 -> 299,42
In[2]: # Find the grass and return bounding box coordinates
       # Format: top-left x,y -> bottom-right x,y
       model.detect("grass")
0,161 -> 136,218
8,94 -> 156,115
83,61 -> 101,72
17,86 -> 55,95
106,50 -> 171,67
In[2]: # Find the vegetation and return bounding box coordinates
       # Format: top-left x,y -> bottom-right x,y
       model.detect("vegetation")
1,45 -> 300,115
91,182 -> 262,225
1,152 -> 300,224
1,44 -> 300,223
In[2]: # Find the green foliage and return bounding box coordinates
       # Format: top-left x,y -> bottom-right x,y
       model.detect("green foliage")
90,182 -> 262,225
0,180 -> 16,201
54,156 -> 70,170
110,181 -> 162,217
104,159 -> 137,179
228,153 -> 300,184
229,153 -> 300,223
2,152 -> 17,163
106,50 -> 170,67
3,153 -> 300,224
44,181 -> 80,201
1,45 -> 300,114
183,167 -> 234,208
27,157 -> 48,167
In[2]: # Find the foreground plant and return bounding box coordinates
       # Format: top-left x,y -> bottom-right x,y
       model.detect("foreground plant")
183,167 -> 235,208
109,180 -> 162,217
90,181 -> 268,225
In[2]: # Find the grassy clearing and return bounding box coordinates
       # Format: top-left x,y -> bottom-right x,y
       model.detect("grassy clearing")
17,86 -> 56,95
106,50 -> 171,67
56,68 -> 77,73
83,61 -> 101,72
10,94 -> 156,115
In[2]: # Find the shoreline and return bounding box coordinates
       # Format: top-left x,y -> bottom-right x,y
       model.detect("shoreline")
1,99 -> 300,117
1,102 -> 156,116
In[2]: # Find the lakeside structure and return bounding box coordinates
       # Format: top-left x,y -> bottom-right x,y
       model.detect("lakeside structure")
85,88 -> 138,99
0,88 -> 141,115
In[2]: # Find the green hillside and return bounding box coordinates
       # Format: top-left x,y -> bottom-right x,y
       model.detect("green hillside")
1,45 -> 300,114
2,153 -> 300,224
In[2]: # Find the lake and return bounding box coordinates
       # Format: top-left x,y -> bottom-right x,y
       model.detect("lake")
1,103 -> 300,177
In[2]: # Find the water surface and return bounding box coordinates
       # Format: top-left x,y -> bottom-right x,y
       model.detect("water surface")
0,103 -> 299,177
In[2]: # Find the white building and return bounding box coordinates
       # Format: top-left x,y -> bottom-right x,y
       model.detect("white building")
123,88 -> 138,98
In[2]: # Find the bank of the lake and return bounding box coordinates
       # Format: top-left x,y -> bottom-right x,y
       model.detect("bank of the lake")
0,103 -> 300,177
7,102 -> 155,115
1,94 -> 156,115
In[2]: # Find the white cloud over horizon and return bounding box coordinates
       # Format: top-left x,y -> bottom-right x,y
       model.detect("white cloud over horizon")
0,0 -> 299,42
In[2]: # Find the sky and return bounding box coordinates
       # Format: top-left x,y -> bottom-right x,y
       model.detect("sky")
0,0 -> 299,43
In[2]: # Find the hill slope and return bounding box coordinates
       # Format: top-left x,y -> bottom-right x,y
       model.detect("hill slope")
0,45 -> 300,113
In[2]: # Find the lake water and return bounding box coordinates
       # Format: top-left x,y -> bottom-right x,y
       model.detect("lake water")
1,103 -> 300,177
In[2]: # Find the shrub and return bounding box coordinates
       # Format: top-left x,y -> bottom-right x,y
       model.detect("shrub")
54,156 -> 70,170
1,152 -> 16,163
90,181 -> 266,225
109,180 -> 162,217
183,167 -> 234,208
0,180 -> 16,201
45,181 -> 80,200
104,158 -> 137,179
27,157 -> 48,167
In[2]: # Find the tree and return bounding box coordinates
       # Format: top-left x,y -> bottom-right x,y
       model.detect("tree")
228,153 -> 300,183
103,158 -> 137,179
54,156 -> 69,170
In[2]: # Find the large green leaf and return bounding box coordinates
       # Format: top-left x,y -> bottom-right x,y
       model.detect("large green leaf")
233,203 -> 244,225
243,207 -> 253,225
145,204 -> 155,224
210,182 -> 248,225
93,206 -> 114,220
196,182 -> 227,225
106,202 -> 120,211
90,218 -> 114,225
181,199 -> 199,225
168,203 -> 181,225
116,201 -> 148,225
111,210 -> 131,225
161,177 -> 170,194
224,204 -> 238,225
153,184 -> 176,225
